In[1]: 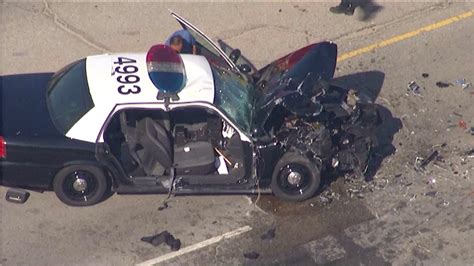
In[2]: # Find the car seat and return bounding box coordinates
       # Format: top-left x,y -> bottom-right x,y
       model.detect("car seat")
136,118 -> 216,176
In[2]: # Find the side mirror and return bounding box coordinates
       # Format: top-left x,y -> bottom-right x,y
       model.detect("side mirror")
229,49 -> 241,63
238,64 -> 251,73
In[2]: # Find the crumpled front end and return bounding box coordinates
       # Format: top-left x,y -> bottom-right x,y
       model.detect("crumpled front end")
254,42 -> 381,181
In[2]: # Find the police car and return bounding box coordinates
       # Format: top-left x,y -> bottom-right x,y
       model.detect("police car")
0,12 -> 380,206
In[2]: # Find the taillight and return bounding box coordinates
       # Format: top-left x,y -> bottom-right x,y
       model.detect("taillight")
0,136 -> 6,158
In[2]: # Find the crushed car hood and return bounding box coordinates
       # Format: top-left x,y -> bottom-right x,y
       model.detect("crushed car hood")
251,42 -> 338,132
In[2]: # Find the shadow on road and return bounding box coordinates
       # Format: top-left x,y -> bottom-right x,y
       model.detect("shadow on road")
357,0 -> 384,21
331,71 -> 402,180
331,70 -> 385,102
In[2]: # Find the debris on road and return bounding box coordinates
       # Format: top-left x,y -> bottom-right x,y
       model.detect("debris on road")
415,150 -> 439,171
244,251 -> 260,260
261,228 -> 276,240
5,189 -> 30,204
319,189 -> 341,205
141,231 -> 181,251
466,149 -> 474,158
425,191 -> 438,197
407,81 -> 421,95
458,120 -> 467,130
427,176 -> 437,185
435,81 -> 452,88
455,78 -> 471,90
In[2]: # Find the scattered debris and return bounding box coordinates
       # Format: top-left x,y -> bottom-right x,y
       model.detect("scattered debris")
467,149 -> 474,158
455,78 -> 472,90
261,228 -> 276,240
141,231 -> 181,251
469,127 -> 474,135
244,251 -> 260,260
427,176 -> 436,185
422,73 -> 429,78
5,189 -> 30,204
319,189 -> 340,205
407,81 -> 421,95
415,150 -> 439,171
458,120 -> 467,130
425,191 -> 438,197
452,112 -> 463,117
435,81 -> 452,88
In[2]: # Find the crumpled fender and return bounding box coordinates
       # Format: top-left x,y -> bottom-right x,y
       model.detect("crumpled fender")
253,42 -> 338,131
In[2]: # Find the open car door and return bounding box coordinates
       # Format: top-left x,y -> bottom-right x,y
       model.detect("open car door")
170,11 -> 239,72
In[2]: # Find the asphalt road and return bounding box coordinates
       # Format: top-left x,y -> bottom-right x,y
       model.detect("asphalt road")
1,1 -> 473,265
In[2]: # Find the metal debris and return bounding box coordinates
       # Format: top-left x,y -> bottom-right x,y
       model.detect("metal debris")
425,191 -> 438,197
141,231 -> 181,251
467,149 -> 474,158
427,176 -> 436,185
261,228 -> 276,240
244,252 -> 260,260
415,150 -> 439,171
469,127 -> 474,135
455,78 -> 471,90
407,81 -> 421,95
458,120 -> 467,130
319,189 -> 340,205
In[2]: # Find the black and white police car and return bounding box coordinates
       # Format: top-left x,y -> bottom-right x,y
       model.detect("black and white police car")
0,12 -> 380,206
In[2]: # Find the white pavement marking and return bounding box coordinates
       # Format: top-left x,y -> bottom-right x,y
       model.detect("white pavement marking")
136,225 -> 253,266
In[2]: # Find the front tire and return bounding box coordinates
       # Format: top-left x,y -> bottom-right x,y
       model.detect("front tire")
271,152 -> 321,201
53,165 -> 108,207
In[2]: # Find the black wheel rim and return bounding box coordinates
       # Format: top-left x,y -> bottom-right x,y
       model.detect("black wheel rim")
277,163 -> 312,196
62,170 -> 98,203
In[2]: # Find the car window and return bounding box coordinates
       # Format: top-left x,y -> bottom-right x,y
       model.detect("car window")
46,59 -> 94,134
211,65 -> 254,133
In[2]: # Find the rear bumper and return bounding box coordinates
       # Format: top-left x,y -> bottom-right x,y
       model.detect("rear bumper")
0,161 -> 59,189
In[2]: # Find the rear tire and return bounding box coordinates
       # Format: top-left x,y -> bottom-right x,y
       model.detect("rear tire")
53,165 -> 108,207
271,152 -> 321,202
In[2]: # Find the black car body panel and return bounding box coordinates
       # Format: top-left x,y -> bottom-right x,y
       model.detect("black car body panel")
0,73 -> 96,189
252,42 -> 338,134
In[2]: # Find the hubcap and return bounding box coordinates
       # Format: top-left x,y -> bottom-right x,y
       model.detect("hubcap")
277,163 -> 312,196
73,178 -> 87,192
287,171 -> 302,185
62,170 -> 98,203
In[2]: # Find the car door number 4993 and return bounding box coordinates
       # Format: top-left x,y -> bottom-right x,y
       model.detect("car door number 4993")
113,57 -> 141,95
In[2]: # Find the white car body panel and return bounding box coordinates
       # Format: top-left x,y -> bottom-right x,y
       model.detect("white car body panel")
66,53 -> 215,143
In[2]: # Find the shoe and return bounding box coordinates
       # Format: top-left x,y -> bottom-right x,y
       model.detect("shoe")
344,5 -> 355,15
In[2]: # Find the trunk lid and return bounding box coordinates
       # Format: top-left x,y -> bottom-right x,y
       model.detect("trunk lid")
0,73 -> 63,138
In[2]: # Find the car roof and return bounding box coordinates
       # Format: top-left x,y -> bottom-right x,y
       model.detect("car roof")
65,53 -> 215,143
86,53 -> 215,107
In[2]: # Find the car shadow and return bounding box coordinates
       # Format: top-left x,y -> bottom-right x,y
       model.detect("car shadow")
365,104 -> 402,180
319,71 -> 401,192
331,70 -> 385,101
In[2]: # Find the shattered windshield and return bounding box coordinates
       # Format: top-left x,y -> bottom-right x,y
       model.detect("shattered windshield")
211,65 -> 254,133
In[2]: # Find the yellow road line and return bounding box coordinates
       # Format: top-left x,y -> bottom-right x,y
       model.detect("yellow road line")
337,9 -> 474,62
